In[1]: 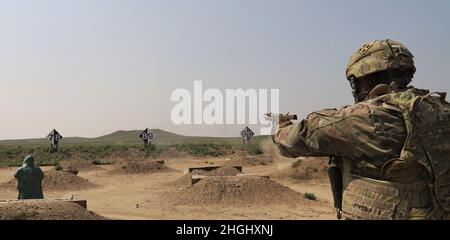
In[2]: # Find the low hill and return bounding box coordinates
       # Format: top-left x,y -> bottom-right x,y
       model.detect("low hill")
0,129 -> 268,146
0,129 -> 270,167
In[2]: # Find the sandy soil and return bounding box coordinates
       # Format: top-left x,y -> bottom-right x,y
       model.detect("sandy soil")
0,157 -> 336,220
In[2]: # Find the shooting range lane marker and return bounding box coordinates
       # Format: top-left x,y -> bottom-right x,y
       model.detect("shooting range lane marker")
139,128 -> 154,146
46,129 -> 63,150
240,126 -> 254,144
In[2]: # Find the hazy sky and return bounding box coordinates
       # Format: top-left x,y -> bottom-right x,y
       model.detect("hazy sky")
1,0 -> 449,139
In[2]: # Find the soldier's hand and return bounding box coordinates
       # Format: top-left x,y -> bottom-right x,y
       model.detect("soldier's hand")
279,120 -> 293,128
271,114 -> 293,144
278,112 -> 293,128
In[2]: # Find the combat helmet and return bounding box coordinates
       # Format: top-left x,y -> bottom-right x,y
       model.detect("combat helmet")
346,39 -> 416,102
346,39 -> 416,80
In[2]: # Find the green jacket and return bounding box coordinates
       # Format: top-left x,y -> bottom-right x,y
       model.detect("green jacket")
14,160 -> 44,200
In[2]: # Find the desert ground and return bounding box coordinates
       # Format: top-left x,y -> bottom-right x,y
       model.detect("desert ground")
0,153 -> 335,220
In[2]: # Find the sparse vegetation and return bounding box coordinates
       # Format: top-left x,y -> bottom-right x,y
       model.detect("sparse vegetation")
244,144 -> 264,155
173,144 -> 229,157
0,130 -> 270,167
0,143 -> 257,167
143,144 -> 157,157
304,192 -> 317,201
54,164 -> 63,171
91,159 -> 114,166
91,159 -> 102,165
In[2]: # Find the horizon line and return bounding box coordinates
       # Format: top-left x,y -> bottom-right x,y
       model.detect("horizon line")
0,128 -> 269,142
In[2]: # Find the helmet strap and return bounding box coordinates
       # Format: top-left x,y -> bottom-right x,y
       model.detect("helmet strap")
349,77 -> 372,103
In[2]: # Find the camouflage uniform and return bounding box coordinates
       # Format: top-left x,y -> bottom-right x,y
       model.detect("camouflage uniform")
273,40 -> 450,220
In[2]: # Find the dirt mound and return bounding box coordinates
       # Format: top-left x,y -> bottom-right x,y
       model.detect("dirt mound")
225,154 -> 273,166
109,160 -> 175,175
225,139 -> 281,166
170,166 -> 241,187
59,160 -> 100,171
272,157 -> 329,182
0,201 -> 105,220
164,176 -> 306,205
43,171 -> 97,191
0,171 -> 96,192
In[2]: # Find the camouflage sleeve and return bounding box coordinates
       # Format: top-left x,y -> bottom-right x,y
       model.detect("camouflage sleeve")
273,102 -> 406,161
273,108 -> 349,158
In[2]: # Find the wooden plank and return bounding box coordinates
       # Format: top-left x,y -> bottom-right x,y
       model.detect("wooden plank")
64,199 -> 87,209
184,165 -> 242,174
190,175 -> 206,185
237,174 -> 270,179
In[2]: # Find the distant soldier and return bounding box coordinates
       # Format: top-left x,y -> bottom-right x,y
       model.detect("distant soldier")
14,155 -> 44,199
273,39 -> 450,220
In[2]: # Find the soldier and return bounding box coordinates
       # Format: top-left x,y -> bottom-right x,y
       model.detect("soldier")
14,155 -> 45,199
273,39 -> 450,220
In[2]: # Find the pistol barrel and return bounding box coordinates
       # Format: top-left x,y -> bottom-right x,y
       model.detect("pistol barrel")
265,113 -> 298,121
